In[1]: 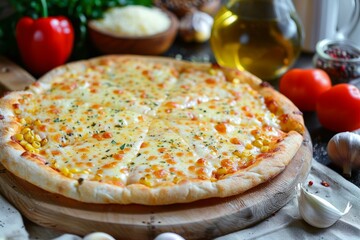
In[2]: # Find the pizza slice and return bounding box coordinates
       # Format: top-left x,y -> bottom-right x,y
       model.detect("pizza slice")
127,119 -> 204,186
165,119 -> 290,176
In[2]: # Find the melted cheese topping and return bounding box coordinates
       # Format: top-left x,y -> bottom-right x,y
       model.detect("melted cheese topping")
13,59 -> 284,187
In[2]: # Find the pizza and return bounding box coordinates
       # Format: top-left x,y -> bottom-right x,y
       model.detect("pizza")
0,55 -> 305,205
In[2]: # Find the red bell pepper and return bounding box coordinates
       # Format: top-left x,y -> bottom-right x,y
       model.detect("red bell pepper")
15,0 -> 74,76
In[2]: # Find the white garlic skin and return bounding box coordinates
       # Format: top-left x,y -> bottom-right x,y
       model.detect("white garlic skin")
327,131 -> 360,177
298,185 -> 352,228
154,232 -> 185,240
179,11 -> 214,43
83,232 -> 115,240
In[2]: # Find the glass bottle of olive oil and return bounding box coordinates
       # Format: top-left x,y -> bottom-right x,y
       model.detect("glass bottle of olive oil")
211,0 -> 303,80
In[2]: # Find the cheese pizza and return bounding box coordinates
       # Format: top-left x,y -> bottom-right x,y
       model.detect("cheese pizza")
0,55 -> 305,205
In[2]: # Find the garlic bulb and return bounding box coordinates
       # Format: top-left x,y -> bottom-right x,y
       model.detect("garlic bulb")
179,11 -> 214,43
297,185 -> 352,228
83,232 -> 115,240
154,232 -> 185,240
327,131 -> 360,177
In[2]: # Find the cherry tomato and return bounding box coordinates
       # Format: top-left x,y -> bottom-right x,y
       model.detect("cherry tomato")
316,84 -> 360,132
279,69 -> 332,111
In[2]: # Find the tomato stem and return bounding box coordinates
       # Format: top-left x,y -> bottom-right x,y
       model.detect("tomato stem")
40,0 -> 48,18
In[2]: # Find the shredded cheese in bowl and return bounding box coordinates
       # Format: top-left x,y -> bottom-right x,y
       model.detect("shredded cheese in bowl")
93,5 -> 172,37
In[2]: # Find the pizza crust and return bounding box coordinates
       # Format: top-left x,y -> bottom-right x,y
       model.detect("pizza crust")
0,55 -> 305,205
0,130 -> 302,205
221,66 -> 305,135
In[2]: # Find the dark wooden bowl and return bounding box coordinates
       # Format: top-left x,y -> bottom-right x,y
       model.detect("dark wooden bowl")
88,8 -> 179,55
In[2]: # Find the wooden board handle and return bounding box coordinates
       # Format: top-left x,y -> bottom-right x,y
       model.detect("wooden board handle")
0,56 -> 35,93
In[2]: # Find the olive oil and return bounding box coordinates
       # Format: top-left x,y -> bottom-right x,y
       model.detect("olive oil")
211,1 -> 302,80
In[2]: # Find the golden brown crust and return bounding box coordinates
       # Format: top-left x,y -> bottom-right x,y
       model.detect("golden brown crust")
221,66 -> 305,135
0,131 -> 302,205
0,55 -> 305,205
260,87 -> 305,134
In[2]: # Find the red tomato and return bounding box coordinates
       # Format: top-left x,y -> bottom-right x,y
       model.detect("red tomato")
279,69 -> 332,111
316,84 -> 360,132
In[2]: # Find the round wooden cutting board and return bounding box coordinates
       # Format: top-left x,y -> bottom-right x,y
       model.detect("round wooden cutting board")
0,132 -> 312,240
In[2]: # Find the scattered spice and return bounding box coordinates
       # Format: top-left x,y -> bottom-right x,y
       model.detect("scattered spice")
78,178 -> 84,185
321,180 -> 330,187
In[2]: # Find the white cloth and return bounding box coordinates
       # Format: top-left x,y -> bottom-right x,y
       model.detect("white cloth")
1,160 -> 359,240
216,160 -> 360,240
0,195 -> 28,240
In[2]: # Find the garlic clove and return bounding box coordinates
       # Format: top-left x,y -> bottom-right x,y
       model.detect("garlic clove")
83,232 -> 115,240
154,232 -> 185,240
179,11 -> 214,43
297,184 -> 352,228
327,131 -> 360,177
